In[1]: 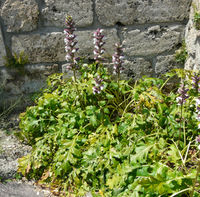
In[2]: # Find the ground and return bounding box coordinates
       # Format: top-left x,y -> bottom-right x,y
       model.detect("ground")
0,113 -> 52,197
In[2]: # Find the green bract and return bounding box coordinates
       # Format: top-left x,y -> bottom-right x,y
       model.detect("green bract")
18,66 -> 200,196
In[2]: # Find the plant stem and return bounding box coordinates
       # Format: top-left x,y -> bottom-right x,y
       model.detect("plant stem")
73,69 -> 77,83
117,70 -> 120,87
183,117 -> 186,147
117,71 -> 120,100
73,69 -> 81,106
179,104 -> 183,144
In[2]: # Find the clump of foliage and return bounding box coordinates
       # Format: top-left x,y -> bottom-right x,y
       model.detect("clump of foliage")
17,16 -> 200,196
175,41 -> 188,67
4,51 -> 29,72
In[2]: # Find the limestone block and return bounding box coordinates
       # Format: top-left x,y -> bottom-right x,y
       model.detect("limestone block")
42,0 -> 93,27
155,55 -> 176,75
184,0 -> 200,70
185,57 -> 195,70
0,28 -> 6,66
12,29 -> 119,63
121,59 -> 153,80
95,0 -> 191,26
1,0 -> 39,32
25,64 -> 59,75
12,33 -> 65,63
194,37 -> 200,70
0,64 -> 58,96
122,25 -> 183,57
185,19 -> 198,57
20,77 -> 46,94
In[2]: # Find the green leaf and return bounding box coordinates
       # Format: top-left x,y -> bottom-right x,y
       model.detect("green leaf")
106,175 -> 121,189
167,144 -> 180,163
86,106 -> 97,115
90,115 -> 98,127
106,93 -> 114,100
98,101 -> 106,107
103,108 -> 110,114
131,144 -> 154,164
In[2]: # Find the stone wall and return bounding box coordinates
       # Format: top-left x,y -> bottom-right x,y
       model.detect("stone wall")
0,0 -> 192,109
185,0 -> 200,70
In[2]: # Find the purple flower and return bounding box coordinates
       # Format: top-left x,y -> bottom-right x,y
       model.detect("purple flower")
93,29 -> 105,63
192,72 -> 200,93
64,16 -> 79,70
197,135 -> 200,143
176,83 -> 189,105
196,98 -> 200,128
92,75 -> 104,94
196,136 -> 200,150
112,43 -> 124,75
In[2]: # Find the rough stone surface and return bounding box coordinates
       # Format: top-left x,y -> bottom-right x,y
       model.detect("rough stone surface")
0,28 -> 6,67
0,64 -> 58,95
121,59 -> 153,80
12,33 -> 64,63
25,64 -> 59,76
12,29 -> 119,63
194,38 -> 200,70
42,0 -> 93,27
185,56 -> 195,70
0,114 -> 47,197
0,129 -> 31,179
0,64 -> 58,110
0,182 -> 45,197
1,0 -> 39,32
185,0 -> 200,70
155,55 -> 176,75
122,25 -> 184,57
96,0 -> 191,26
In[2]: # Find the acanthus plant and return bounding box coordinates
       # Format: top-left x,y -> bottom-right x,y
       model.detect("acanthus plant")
112,43 -> 124,83
64,16 -> 79,82
92,28 -> 105,94
176,82 -> 189,145
93,28 -> 105,64
195,98 -> 200,129
17,15 -> 200,197
192,72 -> 200,93
92,75 -> 104,94
176,82 -> 189,106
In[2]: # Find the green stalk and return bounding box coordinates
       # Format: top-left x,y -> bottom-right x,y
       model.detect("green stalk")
73,69 -> 82,107
73,69 -> 77,83
117,69 -> 120,89
73,69 -> 78,93
183,117 -> 186,148
116,69 -> 120,103
179,103 -> 186,147
178,104 -> 183,145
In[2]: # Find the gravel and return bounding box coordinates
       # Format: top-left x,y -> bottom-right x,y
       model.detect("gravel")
0,113 -> 30,180
0,181 -> 45,197
0,113 -> 52,197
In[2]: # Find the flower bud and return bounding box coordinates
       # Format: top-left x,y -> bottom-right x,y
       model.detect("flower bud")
64,16 -> 79,70
93,28 -> 105,63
